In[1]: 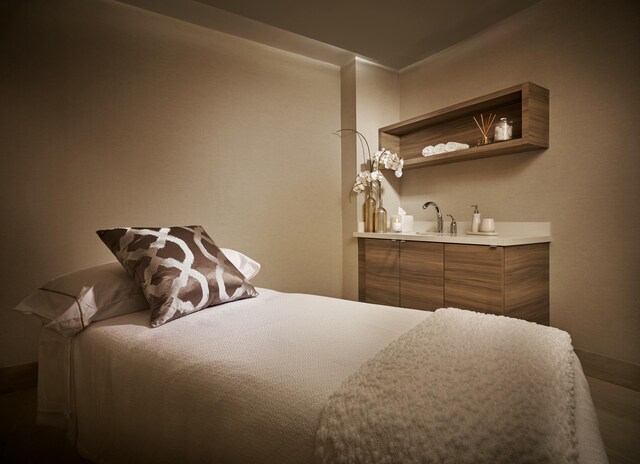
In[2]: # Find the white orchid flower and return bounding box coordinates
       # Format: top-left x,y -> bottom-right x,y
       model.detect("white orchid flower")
355,171 -> 370,183
343,133 -> 404,195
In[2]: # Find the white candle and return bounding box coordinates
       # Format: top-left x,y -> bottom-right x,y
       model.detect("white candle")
391,215 -> 402,232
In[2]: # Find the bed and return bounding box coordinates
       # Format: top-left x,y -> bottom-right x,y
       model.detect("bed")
16,226 -> 608,463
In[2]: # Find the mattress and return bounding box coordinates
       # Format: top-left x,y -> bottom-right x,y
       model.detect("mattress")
37,289 -> 608,463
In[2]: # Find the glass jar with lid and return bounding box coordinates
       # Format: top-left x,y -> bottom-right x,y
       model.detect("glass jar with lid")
494,117 -> 513,141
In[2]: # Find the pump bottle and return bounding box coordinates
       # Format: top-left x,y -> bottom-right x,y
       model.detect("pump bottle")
471,205 -> 481,233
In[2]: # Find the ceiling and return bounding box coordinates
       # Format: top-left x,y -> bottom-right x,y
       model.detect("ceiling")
118,0 -> 541,70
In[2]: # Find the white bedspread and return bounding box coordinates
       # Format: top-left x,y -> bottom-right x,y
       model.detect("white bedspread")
36,289 -> 607,463
71,289 -> 427,463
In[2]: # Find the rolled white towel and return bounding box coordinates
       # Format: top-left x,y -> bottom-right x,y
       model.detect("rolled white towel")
434,143 -> 446,154
421,145 -> 436,157
445,141 -> 470,152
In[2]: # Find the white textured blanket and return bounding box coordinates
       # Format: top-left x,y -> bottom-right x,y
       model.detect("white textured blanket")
316,308 -> 579,464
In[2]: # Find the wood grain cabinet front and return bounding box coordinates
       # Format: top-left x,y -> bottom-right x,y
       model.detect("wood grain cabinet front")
444,244 -> 504,315
359,238 -> 400,307
358,239 -> 444,311
399,241 -> 444,311
358,239 -> 549,324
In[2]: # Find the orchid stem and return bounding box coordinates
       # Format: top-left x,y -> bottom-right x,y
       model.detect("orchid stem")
335,129 -> 372,168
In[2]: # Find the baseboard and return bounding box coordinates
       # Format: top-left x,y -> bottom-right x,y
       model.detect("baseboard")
575,349 -> 640,392
0,362 -> 38,394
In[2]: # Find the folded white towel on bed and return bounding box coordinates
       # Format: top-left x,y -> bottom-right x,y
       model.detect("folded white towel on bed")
316,308 -> 579,464
445,141 -> 470,151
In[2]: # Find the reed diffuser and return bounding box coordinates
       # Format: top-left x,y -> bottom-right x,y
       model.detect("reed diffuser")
473,113 -> 496,146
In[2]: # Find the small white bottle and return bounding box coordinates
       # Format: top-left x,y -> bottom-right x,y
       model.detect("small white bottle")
471,205 -> 481,233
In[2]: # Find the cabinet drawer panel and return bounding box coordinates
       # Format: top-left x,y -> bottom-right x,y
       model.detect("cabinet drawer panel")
445,244 -> 504,314
362,239 -> 400,306
505,244 -> 549,324
400,241 -> 444,311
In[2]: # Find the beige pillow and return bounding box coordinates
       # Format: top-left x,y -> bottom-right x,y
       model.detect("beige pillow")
14,262 -> 149,337
97,225 -> 258,327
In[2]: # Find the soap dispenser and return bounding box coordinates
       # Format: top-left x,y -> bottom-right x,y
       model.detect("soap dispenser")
471,205 -> 481,233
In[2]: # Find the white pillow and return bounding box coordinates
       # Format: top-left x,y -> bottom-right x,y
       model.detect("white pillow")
220,248 -> 261,280
14,262 -> 149,337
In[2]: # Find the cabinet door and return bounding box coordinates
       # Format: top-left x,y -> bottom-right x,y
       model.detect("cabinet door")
444,244 -> 504,315
504,244 -> 549,324
360,239 -> 400,306
400,241 -> 444,311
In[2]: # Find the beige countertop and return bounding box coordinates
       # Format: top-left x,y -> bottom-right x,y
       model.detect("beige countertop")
354,222 -> 551,246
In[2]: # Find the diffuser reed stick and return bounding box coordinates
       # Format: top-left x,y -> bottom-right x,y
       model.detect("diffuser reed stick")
473,113 -> 496,146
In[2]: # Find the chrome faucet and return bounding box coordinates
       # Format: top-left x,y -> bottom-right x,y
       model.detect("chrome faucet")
422,201 -> 443,233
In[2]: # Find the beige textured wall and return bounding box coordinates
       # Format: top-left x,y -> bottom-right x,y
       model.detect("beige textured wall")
398,0 -> 640,364
0,0 -> 342,367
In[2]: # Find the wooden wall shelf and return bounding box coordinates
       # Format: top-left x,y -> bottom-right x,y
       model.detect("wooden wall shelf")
379,82 -> 549,168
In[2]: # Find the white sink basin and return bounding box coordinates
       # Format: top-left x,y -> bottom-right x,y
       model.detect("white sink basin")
407,231 -> 446,236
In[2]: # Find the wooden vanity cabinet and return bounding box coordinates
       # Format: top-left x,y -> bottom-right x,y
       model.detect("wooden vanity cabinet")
358,239 -> 444,311
358,239 -> 549,325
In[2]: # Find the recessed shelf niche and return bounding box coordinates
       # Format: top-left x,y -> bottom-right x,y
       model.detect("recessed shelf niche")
379,82 -> 549,169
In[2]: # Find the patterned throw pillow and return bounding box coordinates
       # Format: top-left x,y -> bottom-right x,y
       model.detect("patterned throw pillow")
97,226 -> 258,327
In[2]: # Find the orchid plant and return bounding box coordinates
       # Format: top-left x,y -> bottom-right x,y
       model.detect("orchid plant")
336,129 -> 404,198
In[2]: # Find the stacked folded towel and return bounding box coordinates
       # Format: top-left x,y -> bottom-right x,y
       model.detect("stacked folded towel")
445,141 -> 469,152
422,141 -> 470,157
422,145 -> 435,156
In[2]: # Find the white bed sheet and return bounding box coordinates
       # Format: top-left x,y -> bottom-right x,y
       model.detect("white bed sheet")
37,288 -> 607,463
